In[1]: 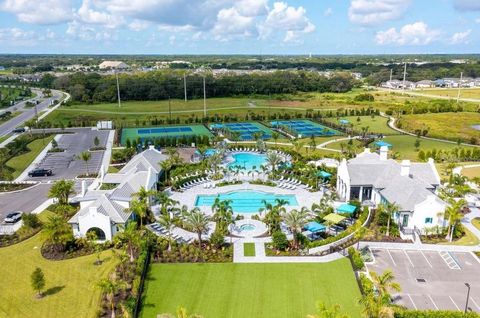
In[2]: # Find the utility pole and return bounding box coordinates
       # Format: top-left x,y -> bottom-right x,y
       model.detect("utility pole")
389,68 -> 393,82
457,72 -> 463,104
115,70 -> 121,108
203,75 -> 207,117
184,73 -> 187,102
402,62 -> 407,94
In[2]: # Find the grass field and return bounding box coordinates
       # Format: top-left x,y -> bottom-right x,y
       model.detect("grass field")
399,112 -> 480,143
324,115 -> 396,135
0,231 -> 116,318
140,260 -> 362,318
461,166 -> 480,179
243,243 -> 255,256
473,218 -> 480,232
419,88 -> 480,99
443,227 -> 480,246
6,135 -> 55,179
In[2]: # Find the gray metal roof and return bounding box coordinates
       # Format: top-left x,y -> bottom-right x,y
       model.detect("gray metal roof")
69,194 -> 131,224
110,170 -> 149,201
119,148 -> 168,175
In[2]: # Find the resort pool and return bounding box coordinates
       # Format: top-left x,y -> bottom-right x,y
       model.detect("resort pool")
195,190 -> 298,213
227,152 -> 267,171
240,224 -> 256,231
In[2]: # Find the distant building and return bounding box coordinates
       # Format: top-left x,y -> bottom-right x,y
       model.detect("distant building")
99,61 -> 129,70
0,66 -> 5,71
415,80 -> 434,88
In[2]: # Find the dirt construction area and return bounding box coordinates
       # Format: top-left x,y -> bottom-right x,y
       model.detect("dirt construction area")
367,248 -> 480,312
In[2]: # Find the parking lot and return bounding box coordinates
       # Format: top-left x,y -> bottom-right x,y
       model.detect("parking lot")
367,248 -> 480,312
26,128 -> 109,181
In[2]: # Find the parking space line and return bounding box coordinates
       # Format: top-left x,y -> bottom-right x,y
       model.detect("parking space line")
428,295 -> 438,310
387,249 -> 397,267
449,296 -> 460,310
420,251 -> 433,268
407,294 -> 417,310
471,298 -> 480,311
404,250 -> 414,267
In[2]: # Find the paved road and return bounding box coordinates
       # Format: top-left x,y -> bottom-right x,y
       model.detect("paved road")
0,89 -> 63,138
0,183 -> 51,219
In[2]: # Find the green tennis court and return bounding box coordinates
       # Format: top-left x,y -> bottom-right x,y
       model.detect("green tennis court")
120,124 -> 212,145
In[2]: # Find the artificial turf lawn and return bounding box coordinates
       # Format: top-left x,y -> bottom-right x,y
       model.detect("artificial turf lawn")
140,260 -> 362,318
243,243 -> 255,256
0,231 -> 117,318
5,135 -> 55,179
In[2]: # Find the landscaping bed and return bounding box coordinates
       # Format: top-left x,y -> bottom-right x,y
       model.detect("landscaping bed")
153,243 -> 233,263
0,182 -> 35,192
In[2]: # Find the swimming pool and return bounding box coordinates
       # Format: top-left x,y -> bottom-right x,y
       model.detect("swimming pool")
227,152 -> 267,171
195,190 -> 298,213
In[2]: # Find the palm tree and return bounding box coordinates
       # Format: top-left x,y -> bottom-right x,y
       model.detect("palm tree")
78,151 -> 91,176
212,198 -> 234,235
272,131 -> 280,145
353,223 -> 367,249
160,159 -> 173,184
370,270 -> 401,301
309,135 -> 317,151
48,179 -> 75,206
158,211 -> 175,250
292,138 -> 305,154
260,199 -> 287,234
282,207 -> 310,249
155,191 -> 179,216
445,198 -> 466,242
208,153 -> 223,175
134,186 -> 156,205
182,208 -> 210,247
379,202 -> 400,237
307,302 -> 350,318
117,222 -> 139,262
42,214 -> 73,252
96,275 -> 127,318
266,151 -> 282,173
129,199 -> 148,227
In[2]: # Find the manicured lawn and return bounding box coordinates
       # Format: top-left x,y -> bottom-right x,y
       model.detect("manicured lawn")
324,115 -> 396,135
472,218 -> 480,232
442,227 -> 480,246
399,112 -> 480,143
420,88 -> 480,99
141,260 -> 362,318
243,243 -> 255,256
5,135 -> 54,179
0,231 -> 117,318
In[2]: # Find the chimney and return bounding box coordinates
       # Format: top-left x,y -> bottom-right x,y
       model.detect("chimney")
81,180 -> 87,197
400,160 -> 411,177
379,146 -> 388,161
149,145 -> 155,150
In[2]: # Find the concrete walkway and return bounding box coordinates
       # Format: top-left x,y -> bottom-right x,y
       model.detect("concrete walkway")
359,241 -> 479,253
462,208 -> 480,244
232,238 -> 345,263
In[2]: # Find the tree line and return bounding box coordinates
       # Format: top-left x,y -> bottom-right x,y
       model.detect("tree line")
49,70 -> 357,103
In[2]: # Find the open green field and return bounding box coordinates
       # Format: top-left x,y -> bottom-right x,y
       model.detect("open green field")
419,88 -> 480,99
399,112 -> 480,143
324,115 -> 396,135
6,135 -> 55,179
141,260 -> 362,318
0,232 -> 116,318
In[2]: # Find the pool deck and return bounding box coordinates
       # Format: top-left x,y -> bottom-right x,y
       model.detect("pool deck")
169,183 -> 322,216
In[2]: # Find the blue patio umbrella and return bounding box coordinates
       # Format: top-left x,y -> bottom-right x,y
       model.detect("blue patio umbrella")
304,221 -> 326,233
336,204 -> 357,214
316,170 -> 332,179
339,119 -> 350,125
374,140 -> 392,148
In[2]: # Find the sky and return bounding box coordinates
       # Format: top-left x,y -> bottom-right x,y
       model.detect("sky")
0,0 -> 479,55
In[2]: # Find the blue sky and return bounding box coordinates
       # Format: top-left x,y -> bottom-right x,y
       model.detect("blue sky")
0,0 -> 479,54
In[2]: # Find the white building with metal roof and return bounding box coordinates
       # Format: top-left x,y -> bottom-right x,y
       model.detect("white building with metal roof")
336,146 -> 446,235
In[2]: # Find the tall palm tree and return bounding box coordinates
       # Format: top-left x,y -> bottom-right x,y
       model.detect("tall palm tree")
78,151 -> 91,176
282,207 -> 310,249
445,198 -> 466,242
208,153 -> 223,175
182,208 -> 210,247
129,199 -> 148,227
134,186 -> 156,205
266,151 -> 282,173
212,198 -> 234,234
160,159 -> 173,184
271,131 -> 280,145
260,199 -> 287,234
42,214 -> 73,252
117,222 -> 139,262
96,275 -> 127,318
379,202 -> 400,237
292,138 -> 305,154
158,211 -> 175,251
307,302 -> 350,318
155,191 -> 179,216
48,179 -> 75,206
370,270 -> 401,301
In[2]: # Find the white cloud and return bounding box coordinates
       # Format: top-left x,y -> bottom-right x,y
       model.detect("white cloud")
77,0 -> 122,28
324,8 -> 333,17
212,7 -> 256,40
234,0 -> 268,17
348,0 -> 411,26
375,21 -> 440,46
261,2 -> 315,42
454,0 -> 480,11
0,27 -> 56,46
449,29 -> 472,44
128,20 -> 149,31
1,0 -> 74,24
66,20 -> 114,41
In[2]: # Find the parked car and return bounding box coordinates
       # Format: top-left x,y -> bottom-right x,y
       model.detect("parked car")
4,211 -> 22,224
28,168 -> 53,177
12,127 -> 25,133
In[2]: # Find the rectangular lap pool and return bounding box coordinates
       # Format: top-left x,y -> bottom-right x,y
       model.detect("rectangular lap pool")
195,190 -> 298,213
271,119 -> 340,137
120,124 -> 212,145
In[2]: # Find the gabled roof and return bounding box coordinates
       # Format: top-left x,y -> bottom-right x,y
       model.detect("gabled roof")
119,147 -> 168,175
69,194 -> 131,224
110,170 -> 149,201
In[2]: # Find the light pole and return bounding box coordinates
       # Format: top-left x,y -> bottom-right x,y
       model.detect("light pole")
465,283 -> 471,313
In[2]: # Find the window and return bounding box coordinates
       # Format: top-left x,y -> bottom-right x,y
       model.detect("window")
425,217 -> 433,224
